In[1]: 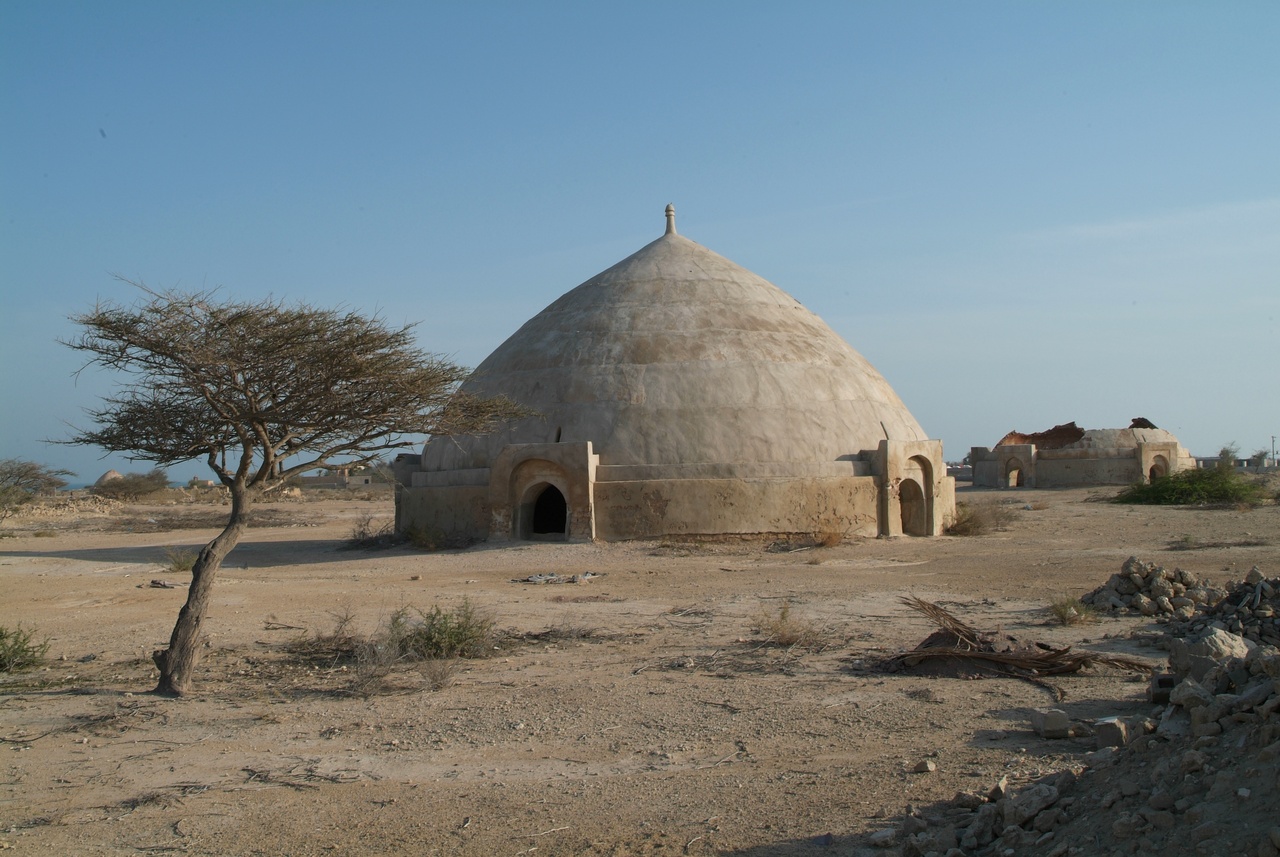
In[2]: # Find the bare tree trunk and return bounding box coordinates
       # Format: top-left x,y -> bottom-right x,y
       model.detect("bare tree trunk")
152,486 -> 251,696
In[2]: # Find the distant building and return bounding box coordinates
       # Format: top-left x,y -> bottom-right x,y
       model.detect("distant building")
970,420 -> 1195,488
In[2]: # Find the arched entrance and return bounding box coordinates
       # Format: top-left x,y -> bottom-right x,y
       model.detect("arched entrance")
521,483 -> 568,541
1148,454 -> 1169,482
1004,457 -> 1025,488
899,478 -> 928,536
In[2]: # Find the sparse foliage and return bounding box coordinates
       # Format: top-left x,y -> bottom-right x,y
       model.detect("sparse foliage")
342,514 -> 398,549
62,282 -> 527,696
387,599 -> 495,660
1250,448 -> 1270,467
0,459 -> 72,522
90,468 -> 170,500
162,546 -> 198,574
945,499 -> 1016,535
287,602 -> 490,694
1048,596 -> 1096,626
0,624 -> 49,672
754,599 -> 826,649
1218,442 -> 1240,470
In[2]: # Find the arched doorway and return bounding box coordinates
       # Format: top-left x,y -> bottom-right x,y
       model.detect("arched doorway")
527,484 -> 567,541
1148,454 -> 1169,482
899,479 -> 928,536
1004,457 -> 1025,488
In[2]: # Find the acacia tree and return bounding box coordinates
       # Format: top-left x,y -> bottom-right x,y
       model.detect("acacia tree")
64,283 -> 526,696
0,459 -> 73,522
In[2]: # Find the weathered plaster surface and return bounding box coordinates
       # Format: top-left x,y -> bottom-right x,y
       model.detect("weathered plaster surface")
398,213 -> 954,542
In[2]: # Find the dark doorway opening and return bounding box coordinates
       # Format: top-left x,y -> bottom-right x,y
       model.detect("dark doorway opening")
899,479 -> 928,536
531,485 -> 567,539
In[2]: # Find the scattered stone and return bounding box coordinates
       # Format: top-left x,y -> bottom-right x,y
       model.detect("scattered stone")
1001,782 -> 1058,827
866,827 -> 896,847
1149,672 -> 1178,704
912,759 -> 937,773
1095,717 -> 1132,748
1031,708 -> 1070,739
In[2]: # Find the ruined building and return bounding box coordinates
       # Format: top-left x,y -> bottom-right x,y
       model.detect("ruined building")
395,206 -> 955,542
970,419 -> 1195,488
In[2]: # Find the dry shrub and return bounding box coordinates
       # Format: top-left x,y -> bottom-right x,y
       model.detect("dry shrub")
287,601 -> 494,694
162,546 -> 198,573
386,599 -> 495,660
817,531 -> 843,548
420,658 -> 459,691
342,515 -> 399,550
0,624 -> 49,672
1048,596 -> 1096,626
754,599 -> 826,649
946,500 -> 1016,536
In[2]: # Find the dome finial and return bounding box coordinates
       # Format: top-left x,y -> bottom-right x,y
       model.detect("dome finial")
664,203 -> 676,235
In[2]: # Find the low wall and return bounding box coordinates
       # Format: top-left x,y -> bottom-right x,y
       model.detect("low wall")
591,475 -> 882,541
1033,456 -> 1141,487
396,485 -> 489,540
398,475 -> 883,543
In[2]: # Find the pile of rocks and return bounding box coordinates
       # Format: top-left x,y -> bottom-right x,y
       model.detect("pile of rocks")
1082,556 -> 1280,648
12,494 -> 122,520
866,622 -> 1280,855
1080,556 -> 1226,620
1165,567 -> 1280,648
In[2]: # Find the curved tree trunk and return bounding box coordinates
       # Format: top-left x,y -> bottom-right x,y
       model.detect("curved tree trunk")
152,486 -> 251,696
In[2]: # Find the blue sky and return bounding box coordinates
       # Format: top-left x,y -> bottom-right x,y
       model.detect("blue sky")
3,2 -> 1278,485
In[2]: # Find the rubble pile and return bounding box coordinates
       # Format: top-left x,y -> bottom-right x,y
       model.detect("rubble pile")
1165,566 -> 1280,648
1083,557 -> 1280,648
866,571 -> 1280,857
1080,556 -> 1226,620
11,494 -> 122,520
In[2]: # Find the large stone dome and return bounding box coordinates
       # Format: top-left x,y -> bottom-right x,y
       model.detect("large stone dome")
398,207 -> 953,542
422,217 -> 927,476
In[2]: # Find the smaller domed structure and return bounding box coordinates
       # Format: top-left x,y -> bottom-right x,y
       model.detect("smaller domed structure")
94,470 -> 124,486
970,419 -> 1195,488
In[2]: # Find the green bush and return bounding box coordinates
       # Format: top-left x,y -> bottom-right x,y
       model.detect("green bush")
0,624 -> 49,672
387,599 -> 495,660
1114,468 -> 1267,506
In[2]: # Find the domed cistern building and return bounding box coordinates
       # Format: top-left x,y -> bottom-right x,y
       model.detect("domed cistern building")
394,206 -> 955,542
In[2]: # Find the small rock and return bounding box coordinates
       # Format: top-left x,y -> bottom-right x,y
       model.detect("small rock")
1096,717 -> 1131,748
988,775 -> 1009,802
867,827 -> 897,847
1002,783 -> 1059,828
1031,708 -> 1071,739
913,759 -> 938,773
1170,678 -> 1215,709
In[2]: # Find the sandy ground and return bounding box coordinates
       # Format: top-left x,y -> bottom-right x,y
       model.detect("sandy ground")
2,486 -> 1278,856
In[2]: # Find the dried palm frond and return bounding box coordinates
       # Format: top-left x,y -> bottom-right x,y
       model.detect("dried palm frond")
898,596 -> 983,649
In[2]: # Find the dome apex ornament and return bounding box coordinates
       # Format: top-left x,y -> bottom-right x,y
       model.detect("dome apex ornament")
664,203 -> 676,235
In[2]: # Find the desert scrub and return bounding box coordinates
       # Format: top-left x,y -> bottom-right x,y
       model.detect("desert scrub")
945,499 -> 1015,535
1048,596 -> 1096,626
1113,468 -> 1267,506
162,546 -> 198,573
387,599 -> 495,660
755,599 -> 826,649
341,515 -> 399,550
0,624 -> 50,672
